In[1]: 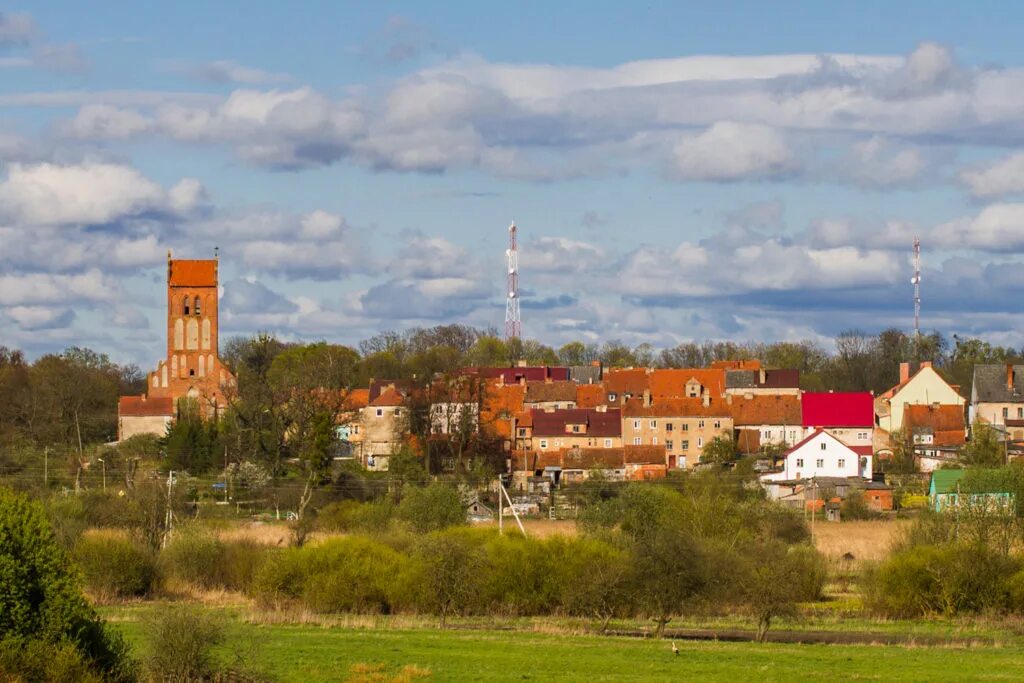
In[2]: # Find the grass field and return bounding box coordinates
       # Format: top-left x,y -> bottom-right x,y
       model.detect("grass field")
108,608 -> 1024,682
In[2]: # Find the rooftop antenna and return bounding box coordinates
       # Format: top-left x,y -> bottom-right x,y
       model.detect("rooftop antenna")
214,245 -> 219,260
504,220 -> 521,341
912,236 -> 921,352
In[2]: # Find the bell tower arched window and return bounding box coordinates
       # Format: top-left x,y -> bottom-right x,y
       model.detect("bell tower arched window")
194,296 -> 201,316
183,296 -> 190,315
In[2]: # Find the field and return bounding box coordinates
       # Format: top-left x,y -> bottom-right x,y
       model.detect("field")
107,610 -> 1024,682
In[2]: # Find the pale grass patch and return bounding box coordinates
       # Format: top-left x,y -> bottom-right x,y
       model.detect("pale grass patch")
347,663 -> 432,682
812,519 -> 911,564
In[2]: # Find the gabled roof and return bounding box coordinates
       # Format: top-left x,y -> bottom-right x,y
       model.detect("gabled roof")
368,379 -> 412,403
369,387 -> 405,407
343,389 -> 370,411
621,397 -> 731,418
903,404 -> 965,446
802,392 -> 874,428
785,428 -> 860,457
511,444 -> 666,471
972,364 -> 1024,403
524,380 -> 577,404
603,369 -> 649,398
118,395 -> 174,417
725,368 -> 800,390
730,395 -> 802,426
575,384 -> 605,409
930,469 -> 966,494
530,408 -> 621,437
168,259 -> 217,287
649,369 -> 726,399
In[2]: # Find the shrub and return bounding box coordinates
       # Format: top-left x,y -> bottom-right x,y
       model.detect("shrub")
0,636 -> 104,683
410,531 -> 486,627
143,605 -> 225,682
73,532 -> 156,599
840,491 -> 880,521
317,499 -> 395,534
397,482 -> 465,533
160,528 -> 225,589
481,534 -> 562,616
0,487 -> 135,681
44,494 -> 89,550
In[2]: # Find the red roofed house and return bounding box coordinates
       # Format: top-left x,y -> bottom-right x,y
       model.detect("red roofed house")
762,429 -> 873,483
361,382 -> 408,470
117,396 -> 174,441
730,394 -> 803,455
531,408 -> 622,451
801,392 -> 874,456
621,395 -> 733,469
903,403 -> 966,471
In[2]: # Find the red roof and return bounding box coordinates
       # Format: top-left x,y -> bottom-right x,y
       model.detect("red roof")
370,387 -> 405,407
801,392 -> 874,428
473,366 -> 570,383
530,408 -> 621,437
118,395 -> 174,417
168,259 -> 217,287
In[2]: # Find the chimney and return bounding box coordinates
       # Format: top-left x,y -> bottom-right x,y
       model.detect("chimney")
517,359 -> 528,368
642,390 -> 651,408
759,368 -> 766,385
899,362 -> 910,384
702,394 -> 711,408
1008,363 -> 1015,391
920,361 -> 932,369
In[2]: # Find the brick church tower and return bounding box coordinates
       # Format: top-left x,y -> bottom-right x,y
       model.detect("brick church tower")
118,251 -> 236,439
147,251 -> 235,414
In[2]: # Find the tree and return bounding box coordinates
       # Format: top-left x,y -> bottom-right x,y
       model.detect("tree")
700,435 -> 738,466
633,524 -> 707,638
741,542 -> 826,642
397,482 -> 465,533
0,487 -> 133,681
162,398 -> 220,473
558,538 -> 634,632
414,532 -> 485,627
963,422 -> 1006,467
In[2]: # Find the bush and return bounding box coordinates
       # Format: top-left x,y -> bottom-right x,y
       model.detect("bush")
317,499 -> 395,534
840,491 -> 880,521
0,636 -> 104,683
397,482 -> 465,533
73,532 -> 156,599
160,528 -> 225,589
0,487 -> 135,681
253,537 -> 405,613
143,606 -> 225,682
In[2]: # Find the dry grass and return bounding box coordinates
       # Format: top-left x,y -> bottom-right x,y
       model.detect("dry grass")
474,518 -> 579,538
347,663 -> 432,682
812,519 -> 911,563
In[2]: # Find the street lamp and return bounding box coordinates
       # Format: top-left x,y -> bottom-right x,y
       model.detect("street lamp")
96,457 -> 106,492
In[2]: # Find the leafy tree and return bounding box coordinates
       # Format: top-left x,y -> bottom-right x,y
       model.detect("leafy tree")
558,537 -> 634,632
700,435 -> 739,466
413,532 -> 485,627
397,482 -> 466,533
0,487 -> 134,681
741,542 -> 826,641
162,398 -> 220,473
963,422 -> 1006,467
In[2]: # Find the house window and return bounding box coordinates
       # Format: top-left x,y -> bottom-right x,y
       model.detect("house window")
633,437 -> 641,446
650,420 -> 657,429
1004,407 -> 1010,419
820,442 -> 827,450
1019,408 -> 1023,419
633,420 -> 641,430
352,425 -> 360,434
518,428 -> 527,437
762,430 -> 770,440
194,296 -> 201,316
858,432 -> 868,440
375,408 -> 383,417
789,431 -> 796,442
652,436 -> 659,445
572,425 -> 581,433
838,458 -> 846,468
665,422 -> 674,432
681,440 -> 690,450
394,408 -> 402,417
713,420 -> 720,429
697,437 -> 703,448
539,439 -> 548,449
682,423 -> 689,432
666,440 -> 674,451
698,420 -> 705,429
604,438 -> 612,448
816,458 -> 824,468
608,393 -> 617,402
796,458 -> 804,467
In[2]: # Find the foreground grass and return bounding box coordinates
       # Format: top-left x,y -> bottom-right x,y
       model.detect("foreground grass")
108,607 -> 1024,681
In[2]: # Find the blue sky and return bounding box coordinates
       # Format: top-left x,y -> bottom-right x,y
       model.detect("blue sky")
4,2 -> 1024,367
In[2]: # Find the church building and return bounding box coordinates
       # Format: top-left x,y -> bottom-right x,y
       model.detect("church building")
117,251 -> 235,440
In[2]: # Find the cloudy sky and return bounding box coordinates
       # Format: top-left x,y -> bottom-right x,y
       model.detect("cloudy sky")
4,1 -> 1024,367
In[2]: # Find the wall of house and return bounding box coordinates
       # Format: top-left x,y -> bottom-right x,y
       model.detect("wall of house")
524,400 -> 577,411
974,402 -> 1024,427
362,406 -> 404,456
118,415 -> 172,441
534,434 -> 623,450
770,432 -> 872,480
746,424 -> 802,447
882,367 -> 965,433
623,415 -> 733,469
811,426 -> 873,448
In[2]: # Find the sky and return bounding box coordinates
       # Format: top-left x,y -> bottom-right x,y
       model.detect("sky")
4,2 -> 1024,368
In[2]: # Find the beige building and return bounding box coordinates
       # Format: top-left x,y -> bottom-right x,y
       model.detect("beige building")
361,384 -> 407,470
117,396 -> 173,441
530,408 -> 623,451
971,364 -> 1024,427
876,362 -> 964,435
621,395 -> 733,469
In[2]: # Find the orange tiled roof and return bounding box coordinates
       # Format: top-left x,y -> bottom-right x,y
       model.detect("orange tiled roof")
524,380 -> 577,404
730,394 -> 802,426
903,404 -> 966,446
575,384 -> 605,408
604,369 -> 649,396
344,388 -> 370,410
370,387 -> 405,407
621,397 -> 731,418
168,259 -> 217,287
118,395 -> 174,417
649,368 -> 726,399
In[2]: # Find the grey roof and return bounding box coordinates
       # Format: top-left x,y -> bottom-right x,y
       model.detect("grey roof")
725,370 -> 758,389
972,364 -> 1024,403
568,365 -> 602,384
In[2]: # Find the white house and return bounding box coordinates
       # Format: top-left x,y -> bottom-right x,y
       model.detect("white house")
761,429 -> 872,482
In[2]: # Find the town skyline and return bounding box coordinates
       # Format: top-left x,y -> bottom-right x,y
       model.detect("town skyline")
5,3 -> 1024,366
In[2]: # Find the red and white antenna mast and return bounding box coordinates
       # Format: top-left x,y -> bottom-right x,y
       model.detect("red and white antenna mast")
505,220 -> 521,340
912,236 -> 921,344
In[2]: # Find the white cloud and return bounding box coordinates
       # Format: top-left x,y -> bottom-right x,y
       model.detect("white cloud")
960,152 -> 1024,199
671,122 -> 797,181
0,162 -> 203,225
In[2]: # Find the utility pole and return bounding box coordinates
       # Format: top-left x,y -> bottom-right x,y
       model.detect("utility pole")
497,477 -> 503,535
98,457 -> 106,492
163,470 -> 175,549
43,447 -> 48,487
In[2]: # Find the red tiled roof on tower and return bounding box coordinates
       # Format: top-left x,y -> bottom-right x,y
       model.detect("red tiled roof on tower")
168,259 -> 217,287
802,392 -> 874,428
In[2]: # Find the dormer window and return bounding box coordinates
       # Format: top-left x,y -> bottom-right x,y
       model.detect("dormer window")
608,393 -> 617,402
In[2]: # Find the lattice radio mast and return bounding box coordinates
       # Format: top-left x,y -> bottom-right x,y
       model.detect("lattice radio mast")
505,221 -> 521,341
912,236 -> 921,345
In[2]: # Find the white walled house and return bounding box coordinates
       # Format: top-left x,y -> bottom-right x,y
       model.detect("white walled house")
761,429 -> 872,483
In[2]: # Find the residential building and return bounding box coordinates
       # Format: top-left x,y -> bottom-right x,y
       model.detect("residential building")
523,380 -> 578,410
530,407 -> 622,451
602,368 -> 649,407
929,469 -> 1014,513
875,361 -> 964,437
575,384 -> 605,409
117,396 -> 173,441
902,403 -> 966,472
648,368 -> 726,401
567,362 -> 603,385
730,394 -> 803,454
801,392 -> 874,456
511,444 -> 666,488
971,364 -> 1024,427
361,384 -> 407,469
621,396 -> 733,469
724,368 -> 801,396
336,388 -> 369,458
761,429 -> 872,483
